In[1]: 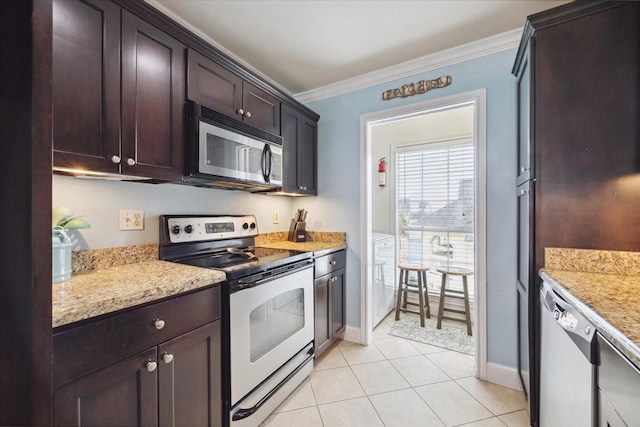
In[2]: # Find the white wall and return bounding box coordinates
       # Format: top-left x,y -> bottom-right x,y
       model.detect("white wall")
53,175 -> 295,250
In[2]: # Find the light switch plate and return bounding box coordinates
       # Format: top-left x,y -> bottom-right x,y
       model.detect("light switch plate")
119,209 -> 144,230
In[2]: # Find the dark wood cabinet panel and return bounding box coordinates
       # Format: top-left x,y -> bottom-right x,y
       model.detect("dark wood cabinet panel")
158,321 -> 222,427
314,274 -> 331,356
52,0 -> 120,173
281,104 -> 318,195
314,250 -> 346,358
121,10 -> 185,180
52,0 -> 185,181
53,287 -> 222,427
54,347 -> 159,427
187,49 -> 242,120
187,49 -> 280,135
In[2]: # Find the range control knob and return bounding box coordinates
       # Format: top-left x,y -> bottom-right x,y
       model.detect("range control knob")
184,225 -> 193,234
242,222 -> 249,230
250,222 -> 256,229
171,225 -> 180,235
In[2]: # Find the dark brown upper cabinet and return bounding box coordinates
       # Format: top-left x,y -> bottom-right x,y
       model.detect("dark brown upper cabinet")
280,104 -> 317,195
52,0 -> 185,181
187,49 -> 280,135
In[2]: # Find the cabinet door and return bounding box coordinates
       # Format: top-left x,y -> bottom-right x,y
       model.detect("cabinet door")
54,347 -> 158,427
331,268 -> 346,337
52,0 -> 120,173
242,82 -> 280,135
515,42 -> 531,186
187,49 -> 242,119
121,11 -> 185,180
281,104 -> 317,195
314,274 -> 331,357
158,321 -> 222,427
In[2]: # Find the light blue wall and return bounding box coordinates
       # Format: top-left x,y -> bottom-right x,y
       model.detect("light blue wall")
299,49 -> 518,367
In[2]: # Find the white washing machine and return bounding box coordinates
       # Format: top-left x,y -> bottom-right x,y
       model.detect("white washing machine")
372,232 -> 396,327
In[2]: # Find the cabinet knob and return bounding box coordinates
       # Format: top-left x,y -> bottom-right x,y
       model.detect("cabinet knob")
244,111 -> 251,118
111,155 -> 121,164
331,277 -> 337,282
298,186 -> 307,191
126,158 -> 136,166
519,188 -> 529,196
162,353 -> 174,364
237,108 -> 244,116
520,166 -> 529,173
145,361 -> 157,372
330,260 -> 337,265
154,319 -> 166,330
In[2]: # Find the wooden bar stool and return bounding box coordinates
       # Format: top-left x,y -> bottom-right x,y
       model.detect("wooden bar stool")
436,267 -> 473,335
395,264 -> 430,327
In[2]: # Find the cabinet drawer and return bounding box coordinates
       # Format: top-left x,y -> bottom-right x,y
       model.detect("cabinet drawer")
314,250 -> 346,278
54,285 -> 221,386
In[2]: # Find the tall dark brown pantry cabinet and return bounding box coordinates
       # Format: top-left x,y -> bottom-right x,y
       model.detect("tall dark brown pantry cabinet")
513,1 -> 640,425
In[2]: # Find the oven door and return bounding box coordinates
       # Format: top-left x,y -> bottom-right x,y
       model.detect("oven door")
198,120 -> 282,186
229,265 -> 314,407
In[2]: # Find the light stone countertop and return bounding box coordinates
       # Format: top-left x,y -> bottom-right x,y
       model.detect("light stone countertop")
53,260 -> 225,328
541,248 -> 640,367
255,231 -> 347,255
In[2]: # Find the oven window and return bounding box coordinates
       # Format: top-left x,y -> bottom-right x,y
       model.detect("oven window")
250,288 -> 304,362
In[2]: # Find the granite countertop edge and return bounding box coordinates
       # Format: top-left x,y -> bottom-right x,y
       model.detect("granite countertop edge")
53,260 -> 226,328
540,269 -> 640,367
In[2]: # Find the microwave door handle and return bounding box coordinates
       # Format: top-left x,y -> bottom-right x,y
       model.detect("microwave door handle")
262,144 -> 272,182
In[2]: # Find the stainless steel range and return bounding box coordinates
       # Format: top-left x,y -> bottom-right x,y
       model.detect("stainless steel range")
159,215 -> 315,427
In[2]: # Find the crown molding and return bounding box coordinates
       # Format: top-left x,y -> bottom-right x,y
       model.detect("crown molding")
294,28 -> 522,104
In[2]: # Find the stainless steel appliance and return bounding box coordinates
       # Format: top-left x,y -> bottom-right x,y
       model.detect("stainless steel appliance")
184,102 -> 283,191
372,232 -> 395,327
539,280 -> 597,427
159,215 -> 314,427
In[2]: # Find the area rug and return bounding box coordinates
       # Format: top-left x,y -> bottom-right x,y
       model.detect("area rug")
388,317 -> 474,355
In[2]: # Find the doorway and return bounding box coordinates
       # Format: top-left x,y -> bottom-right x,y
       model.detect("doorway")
360,89 -> 487,379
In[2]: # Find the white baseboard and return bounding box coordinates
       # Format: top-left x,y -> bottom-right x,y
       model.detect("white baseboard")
342,325 -> 362,344
485,362 -> 522,391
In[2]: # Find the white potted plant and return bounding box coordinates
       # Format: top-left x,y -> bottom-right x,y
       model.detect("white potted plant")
52,207 -> 90,283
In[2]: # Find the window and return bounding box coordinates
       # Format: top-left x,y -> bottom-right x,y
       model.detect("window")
395,138 -> 474,298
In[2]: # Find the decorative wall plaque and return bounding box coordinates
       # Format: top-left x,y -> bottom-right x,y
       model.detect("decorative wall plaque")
382,75 -> 452,100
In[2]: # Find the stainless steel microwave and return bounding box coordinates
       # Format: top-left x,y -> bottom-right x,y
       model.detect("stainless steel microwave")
183,102 -> 283,191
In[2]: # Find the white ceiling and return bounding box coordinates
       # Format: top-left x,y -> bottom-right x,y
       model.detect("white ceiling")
149,0 -> 569,96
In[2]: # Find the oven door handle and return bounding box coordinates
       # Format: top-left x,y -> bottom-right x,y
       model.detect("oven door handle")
232,346 -> 314,422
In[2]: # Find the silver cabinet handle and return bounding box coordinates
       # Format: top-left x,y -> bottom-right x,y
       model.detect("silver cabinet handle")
154,319 -> 166,330
237,108 -> 244,116
145,361 -> 157,372
111,155 -> 121,164
162,353 -> 174,364
126,158 -> 136,166
244,111 -> 251,118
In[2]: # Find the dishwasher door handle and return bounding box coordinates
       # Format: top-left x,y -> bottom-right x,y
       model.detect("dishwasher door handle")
540,281 -> 597,362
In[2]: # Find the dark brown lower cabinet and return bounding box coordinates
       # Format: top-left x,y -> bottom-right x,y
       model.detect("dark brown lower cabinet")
53,286 -> 222,427
314,250 -> 346,358
54,321 -> 221,427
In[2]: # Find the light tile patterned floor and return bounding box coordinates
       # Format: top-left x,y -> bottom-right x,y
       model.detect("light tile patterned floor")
264,313 -> 529,427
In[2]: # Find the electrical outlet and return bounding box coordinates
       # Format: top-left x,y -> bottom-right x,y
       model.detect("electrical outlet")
119,209 -> 144,230
273,210 -> 280,224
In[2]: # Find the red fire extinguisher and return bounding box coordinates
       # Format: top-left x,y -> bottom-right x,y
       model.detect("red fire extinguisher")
378,158 -> 387,187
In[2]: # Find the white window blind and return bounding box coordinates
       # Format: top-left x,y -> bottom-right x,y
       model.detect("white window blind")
395,138 -> 475,297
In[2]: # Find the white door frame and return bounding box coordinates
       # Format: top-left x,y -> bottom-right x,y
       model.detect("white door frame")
359,89 -> 487,380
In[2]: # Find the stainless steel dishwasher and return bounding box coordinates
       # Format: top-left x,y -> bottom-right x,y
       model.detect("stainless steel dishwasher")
539,280 -> 597,427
